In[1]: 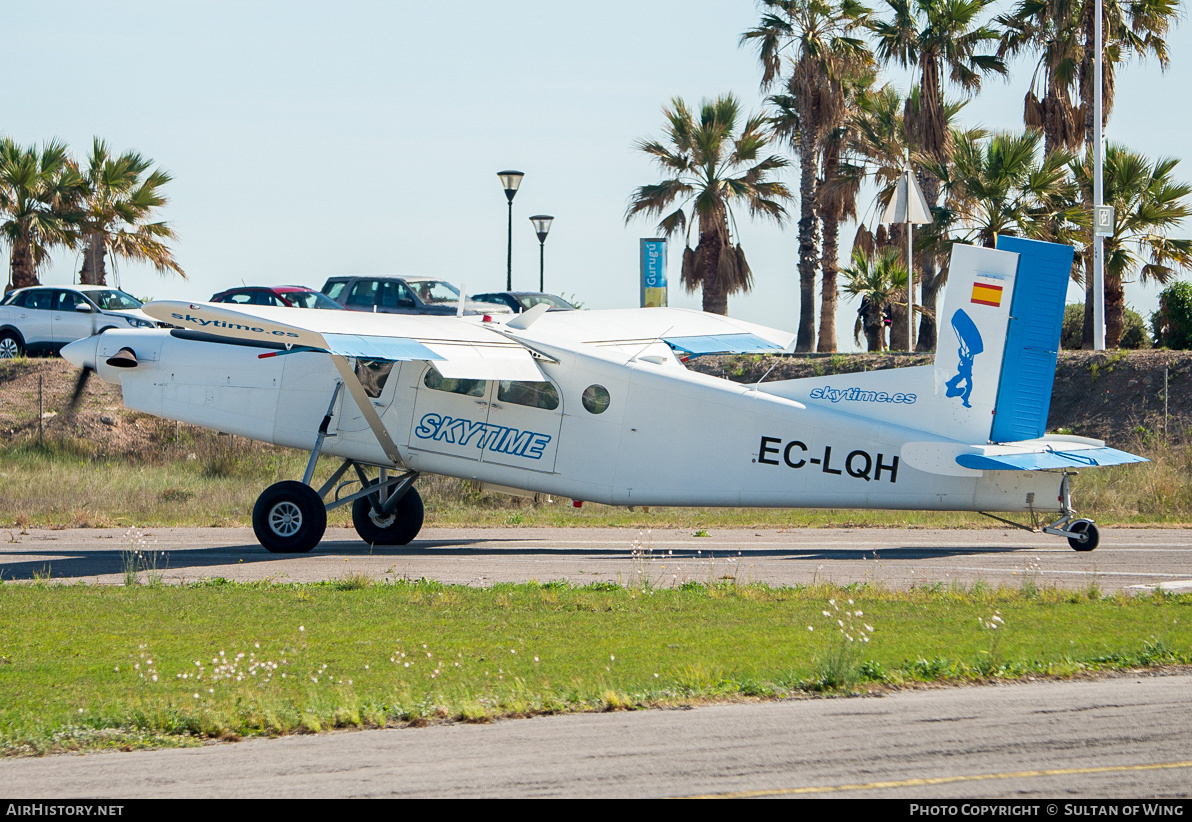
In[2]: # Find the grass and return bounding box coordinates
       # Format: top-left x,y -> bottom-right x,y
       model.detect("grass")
0,579 -> 1188,755
3,432 -> 1192,529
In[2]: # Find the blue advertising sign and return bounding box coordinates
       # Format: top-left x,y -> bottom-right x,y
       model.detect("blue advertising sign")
640,238 -> 667,307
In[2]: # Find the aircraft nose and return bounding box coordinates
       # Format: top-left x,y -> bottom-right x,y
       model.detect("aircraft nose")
60,335 -> 99,370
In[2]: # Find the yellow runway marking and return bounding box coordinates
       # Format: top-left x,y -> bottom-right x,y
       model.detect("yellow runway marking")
679,760 -> 1192,798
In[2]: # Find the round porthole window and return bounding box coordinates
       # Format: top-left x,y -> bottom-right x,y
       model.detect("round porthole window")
581,384 -> 611,414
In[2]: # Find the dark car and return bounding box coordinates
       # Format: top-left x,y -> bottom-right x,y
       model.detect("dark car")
320,276 -> 512,315
471,291 -> 576,313
210,285 -> 344,310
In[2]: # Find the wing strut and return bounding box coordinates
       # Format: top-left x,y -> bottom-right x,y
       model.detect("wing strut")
328,354 -> 405,467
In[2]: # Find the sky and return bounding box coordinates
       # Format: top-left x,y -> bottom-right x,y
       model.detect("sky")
6,0 -> 1191,350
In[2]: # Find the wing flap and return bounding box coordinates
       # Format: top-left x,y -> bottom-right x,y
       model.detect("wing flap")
663,332 -> 786,356
322,334 -> 443,362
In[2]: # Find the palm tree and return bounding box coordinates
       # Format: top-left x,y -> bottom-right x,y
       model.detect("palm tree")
996,0 -> 1179,346
926,129 -> 1082,248
840,247 -> 907,350
0,138 -> 81,292
77,138 -> 184,286
871,0 -> 1007,351
996,0 -> 1084,158
743,0 -> 874,351
625,95 -> 792,315
1072,146 -> 1192,347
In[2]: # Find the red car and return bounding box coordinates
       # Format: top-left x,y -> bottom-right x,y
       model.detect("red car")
210,286 -> 344,310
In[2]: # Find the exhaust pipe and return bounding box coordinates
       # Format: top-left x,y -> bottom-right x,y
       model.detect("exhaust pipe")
105,347 -> 138,368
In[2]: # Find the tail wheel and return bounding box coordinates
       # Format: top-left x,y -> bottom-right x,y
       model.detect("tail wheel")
253,481 -> 327,553
1067,519 -> 1099,552
352,484 -> 424,546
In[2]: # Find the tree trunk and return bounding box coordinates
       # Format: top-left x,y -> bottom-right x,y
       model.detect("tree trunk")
1104,260 -> 1124,348
817,145 -> 840,353
697,220 -> 727,316
860,299 -> 884,352
8,239 -> 38,291
817,212 -> 839,353
795,132 -> 820,352
79,235 -> 108,286
888,292 -> 908,351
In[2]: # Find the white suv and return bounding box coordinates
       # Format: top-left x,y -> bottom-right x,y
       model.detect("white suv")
0,285 -> 160,358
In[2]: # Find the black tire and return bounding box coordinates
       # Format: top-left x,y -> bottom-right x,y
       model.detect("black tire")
0,332 -> 23,359
252,480 -> 327,553
1067,519 -> 1099,552
352,484 -> 424,546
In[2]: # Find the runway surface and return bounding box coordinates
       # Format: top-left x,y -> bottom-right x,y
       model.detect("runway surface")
2,525 -> 1190,593
2,673 -> 1190,798
3,525 -> 1191,798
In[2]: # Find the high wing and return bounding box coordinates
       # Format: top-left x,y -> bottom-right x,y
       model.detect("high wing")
510,306 -> 795,356
142,301 -> 796,371
142,300 -> 546,381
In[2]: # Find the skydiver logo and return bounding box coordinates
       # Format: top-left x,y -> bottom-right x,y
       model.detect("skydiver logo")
414,413 -> 551,459
809,386 -> 917,404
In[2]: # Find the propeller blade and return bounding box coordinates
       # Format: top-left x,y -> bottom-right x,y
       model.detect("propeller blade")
64,367 -> 93,415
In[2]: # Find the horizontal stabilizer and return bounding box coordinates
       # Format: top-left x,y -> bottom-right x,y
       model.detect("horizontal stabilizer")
956,447 -> 1147,471
903,435 -> 1148,476
663,333 -> 786,356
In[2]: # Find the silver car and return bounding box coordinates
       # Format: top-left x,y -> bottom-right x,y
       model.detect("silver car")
0,285 -> 160,358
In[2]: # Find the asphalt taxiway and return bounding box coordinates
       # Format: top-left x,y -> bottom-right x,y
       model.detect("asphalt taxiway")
2,525 -> 1190,593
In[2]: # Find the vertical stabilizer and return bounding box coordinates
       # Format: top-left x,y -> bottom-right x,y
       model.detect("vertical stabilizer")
989,236 -> 1073,442
758,238 -> 1076,445
930,243 -> 1020,440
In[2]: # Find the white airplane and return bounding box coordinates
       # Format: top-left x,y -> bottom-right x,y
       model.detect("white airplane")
61,236 -> 1145,554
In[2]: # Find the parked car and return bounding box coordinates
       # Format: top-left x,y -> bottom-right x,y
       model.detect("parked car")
210,285 -> 344,310
471,291 -> 576,313
0,285 -> 161,358
320,276 -> 512,316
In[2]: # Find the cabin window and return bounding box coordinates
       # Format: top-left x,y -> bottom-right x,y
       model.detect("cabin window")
498,380 -> 560,410
423,367 -> 486,398
355,359 -> 394,398
581,384 -> 610,414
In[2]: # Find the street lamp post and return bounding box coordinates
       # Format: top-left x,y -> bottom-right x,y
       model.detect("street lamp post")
529,215 -> 554,292
497,171 -> 524,290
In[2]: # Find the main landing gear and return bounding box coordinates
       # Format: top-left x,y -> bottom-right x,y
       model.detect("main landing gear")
981,472 -> 1099,551
252,461 -> 423,553
250,380 -> 423,553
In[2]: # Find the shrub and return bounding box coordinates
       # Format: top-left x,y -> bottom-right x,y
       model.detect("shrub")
1153,281 -> 1192,350
1062,303 -> 1149,349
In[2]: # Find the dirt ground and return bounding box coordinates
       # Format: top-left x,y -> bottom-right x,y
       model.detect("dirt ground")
2,349 -> 1190,456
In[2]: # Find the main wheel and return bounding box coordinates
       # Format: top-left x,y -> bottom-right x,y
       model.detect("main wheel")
1067,519 -> 1099,552
253,481 -> 327,553
0,332 -> 22,359
352,484 -> 424,545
